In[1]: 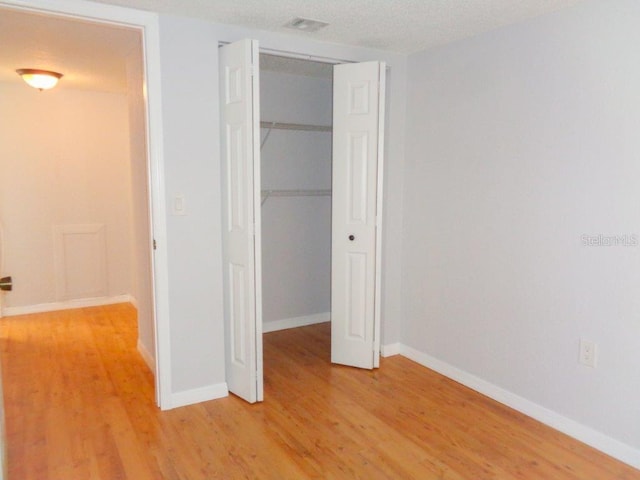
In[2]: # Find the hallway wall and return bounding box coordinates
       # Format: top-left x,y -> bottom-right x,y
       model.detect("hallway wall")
0,83 -> 133,310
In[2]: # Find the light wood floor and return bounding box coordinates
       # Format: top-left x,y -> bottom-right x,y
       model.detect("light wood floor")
1,304 -> 638,479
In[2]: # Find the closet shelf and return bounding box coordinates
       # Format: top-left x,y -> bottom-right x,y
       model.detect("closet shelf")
260,121 -> 332,150
260,121 -> 332,132
261,189 -> 331,205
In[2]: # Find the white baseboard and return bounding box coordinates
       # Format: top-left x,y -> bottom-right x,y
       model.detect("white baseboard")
263,312 -> 330,333
137,339 -> 155,374
170,383 -> 229,409
399,344 -> 640,470
128,295 -> 139,310
381,342 -> 402,357
3,294 -> 135,317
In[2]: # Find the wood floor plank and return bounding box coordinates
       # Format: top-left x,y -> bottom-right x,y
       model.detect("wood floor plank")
0,304 -> 638,479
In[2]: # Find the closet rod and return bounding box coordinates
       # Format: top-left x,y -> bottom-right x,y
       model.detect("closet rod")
260,121 -> 332,132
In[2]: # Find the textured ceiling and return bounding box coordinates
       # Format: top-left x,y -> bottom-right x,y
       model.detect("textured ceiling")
88,0 -> 584,54
0,7 -> 140,93
0,0 -> 586,93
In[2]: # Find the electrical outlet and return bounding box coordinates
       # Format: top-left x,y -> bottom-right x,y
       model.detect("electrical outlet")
579,339 -> 597,368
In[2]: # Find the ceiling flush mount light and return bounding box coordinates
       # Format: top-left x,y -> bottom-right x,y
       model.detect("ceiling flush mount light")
284,17 -> 329,33
16,68 -> 63,91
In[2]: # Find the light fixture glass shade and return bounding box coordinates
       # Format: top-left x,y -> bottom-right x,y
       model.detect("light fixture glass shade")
16,69 -> 63,90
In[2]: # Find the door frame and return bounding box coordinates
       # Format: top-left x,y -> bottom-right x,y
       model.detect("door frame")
221,44 -> 387,399
0,0 -> 172,409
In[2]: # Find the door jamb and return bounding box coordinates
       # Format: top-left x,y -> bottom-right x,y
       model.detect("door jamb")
0,0 -> 172,409
373,62 -> 386,368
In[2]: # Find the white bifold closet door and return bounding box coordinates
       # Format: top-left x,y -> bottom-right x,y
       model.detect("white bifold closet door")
220,41 -> 386,403
331,61 -> 386,369
219,39 -> 263,403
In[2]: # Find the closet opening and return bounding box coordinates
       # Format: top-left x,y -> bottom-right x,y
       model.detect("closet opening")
259,53 -> 334,354
220,39 -> 385,402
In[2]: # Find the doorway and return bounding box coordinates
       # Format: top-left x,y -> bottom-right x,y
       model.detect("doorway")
259,53 -> 333,338
259,53 -> 334,396
0,1 -> 169,408
220,40 -> 386,403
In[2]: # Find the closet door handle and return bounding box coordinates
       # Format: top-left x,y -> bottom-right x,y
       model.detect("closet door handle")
348,235 -> 355,241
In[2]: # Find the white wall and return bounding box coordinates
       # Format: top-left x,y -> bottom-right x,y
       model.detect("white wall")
158,15 -> 225,394
0,83 -> 133,309
260,70 -> 332,325
378,64 -> 406,346
403,0 -> 640,460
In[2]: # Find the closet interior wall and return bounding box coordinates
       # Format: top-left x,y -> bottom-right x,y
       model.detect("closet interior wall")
259,58 -> 333,331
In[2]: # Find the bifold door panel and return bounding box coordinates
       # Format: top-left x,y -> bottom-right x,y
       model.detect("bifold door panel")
331,61 -> 386,369
219,39 -> 263,403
